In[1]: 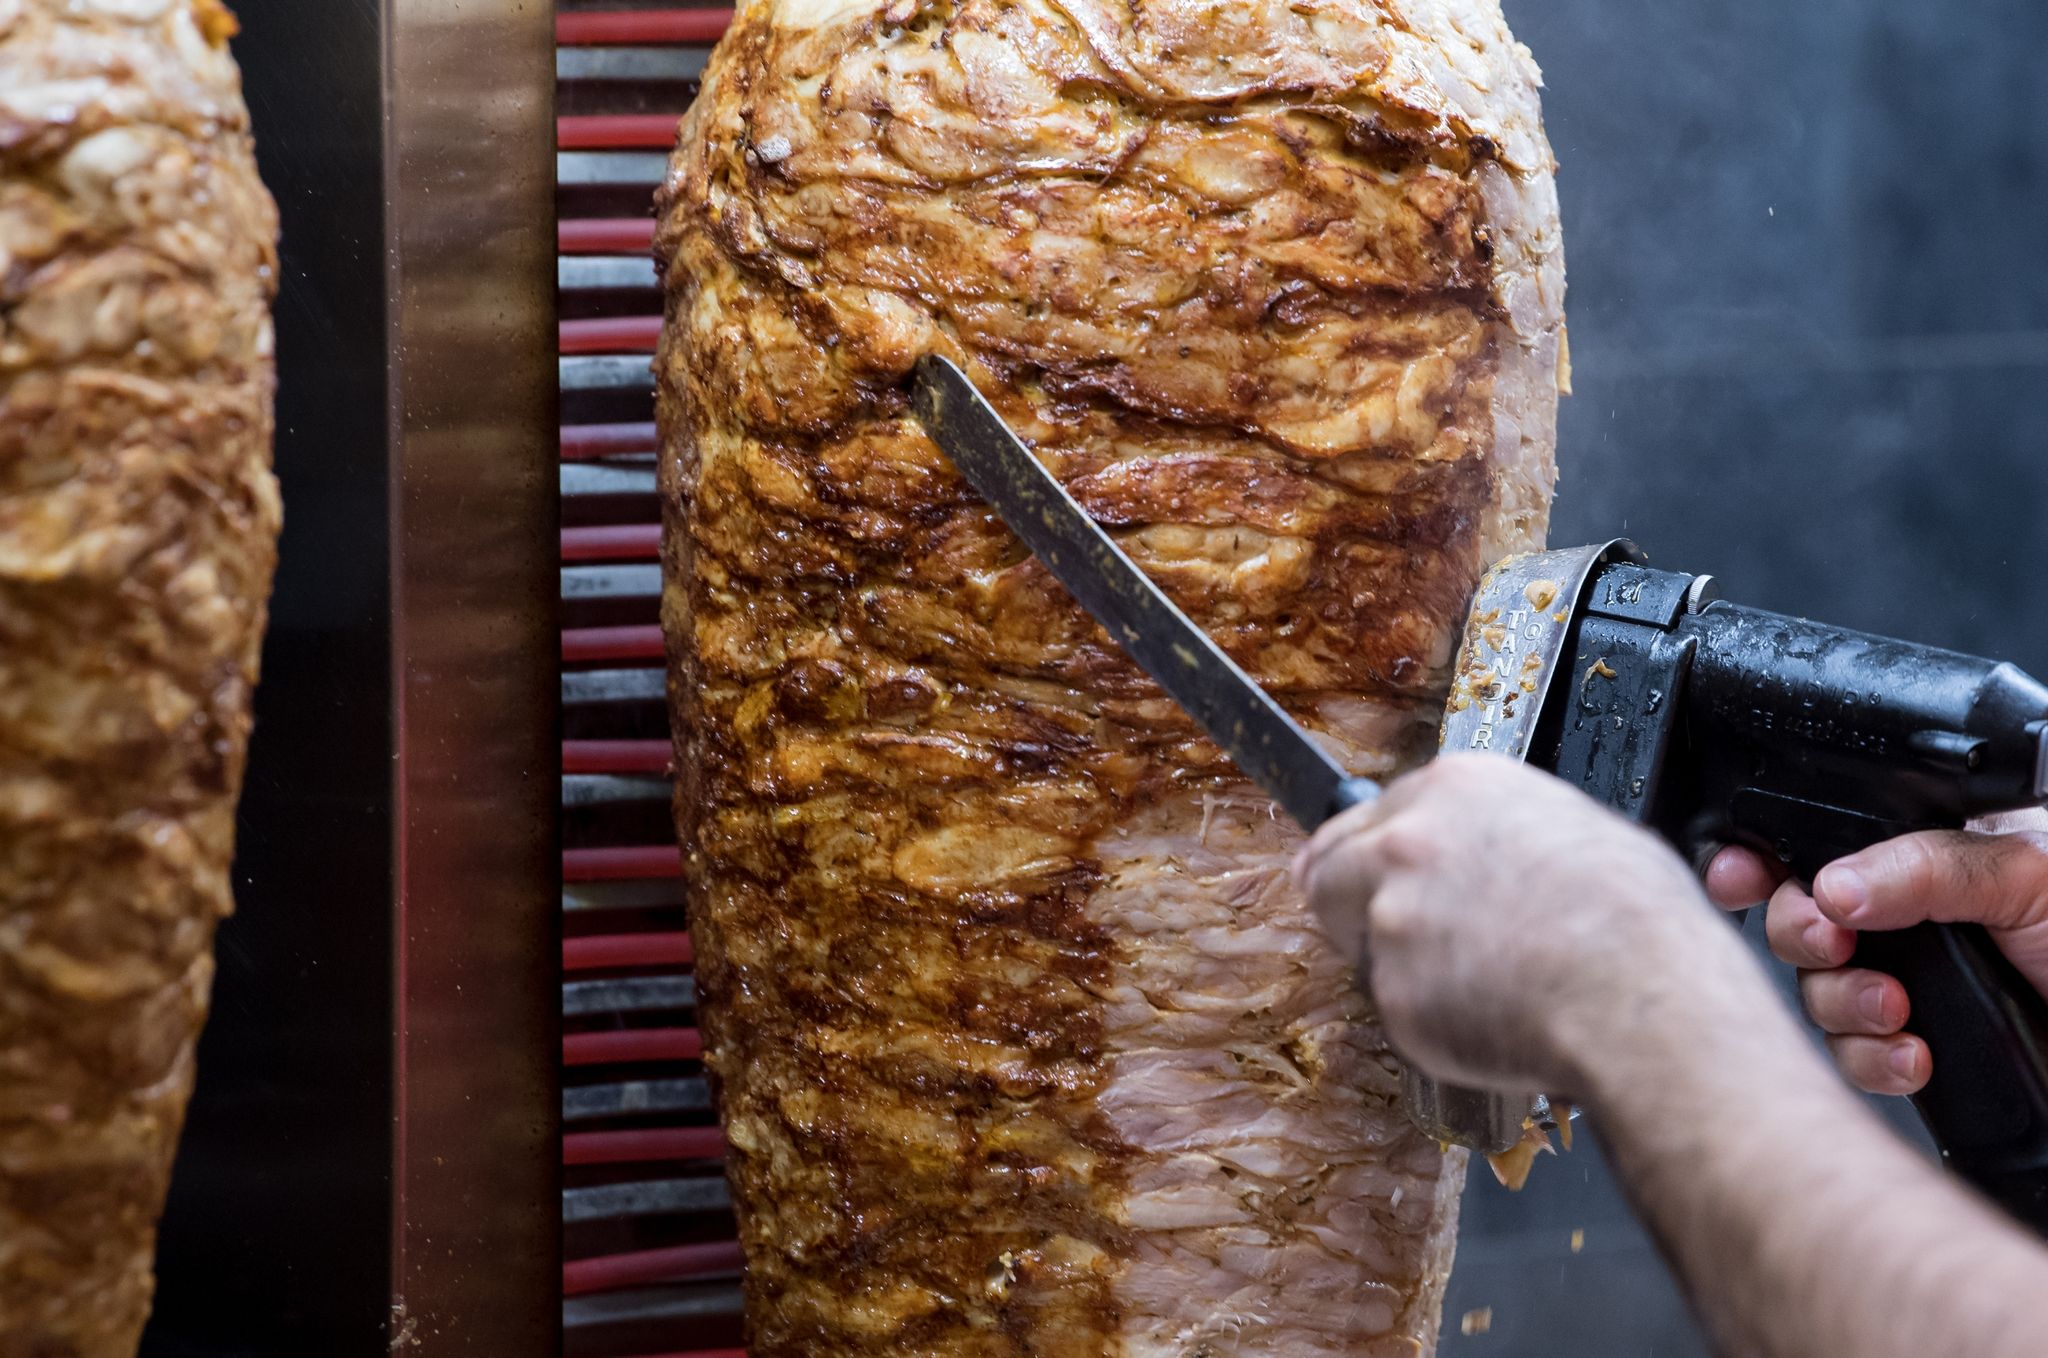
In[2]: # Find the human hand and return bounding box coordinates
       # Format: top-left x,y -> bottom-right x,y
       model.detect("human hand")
1296,755 -> 1756,1097
1705,810 -> 2048,1095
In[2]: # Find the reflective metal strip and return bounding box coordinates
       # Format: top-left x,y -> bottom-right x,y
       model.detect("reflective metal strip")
563,879 -> 686,914
563,976 -> 696,1017
563,668 -> 666,706
564,1078 -> 712,1121
563,1177 -> 733,1224
558,255 -> 658,291
558,151 -> 670,186
562,564 -> 661,601
561,1283 -> 745,1334
561,463 -> 658,498
557,46 -> 711,82
564,774 -> 670,807
561,355 -> 656,392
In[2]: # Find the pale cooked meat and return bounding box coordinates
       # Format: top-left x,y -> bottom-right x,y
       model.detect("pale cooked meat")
0,2 -> 279,1353
656,1 -> 1564,1352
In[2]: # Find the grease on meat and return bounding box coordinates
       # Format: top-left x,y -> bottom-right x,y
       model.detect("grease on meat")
656,1 -> 1564,1353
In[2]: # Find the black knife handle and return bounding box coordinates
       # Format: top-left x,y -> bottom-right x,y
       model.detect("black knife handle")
1770,833 -> 2048,1235
1851,922 -> 2048,1233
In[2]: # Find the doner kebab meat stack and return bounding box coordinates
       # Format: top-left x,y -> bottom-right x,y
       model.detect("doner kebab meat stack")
656,1 -> 1565,1352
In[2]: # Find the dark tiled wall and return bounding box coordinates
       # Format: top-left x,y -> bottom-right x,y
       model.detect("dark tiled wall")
1440,2 -> 2048,1352
1530,0 -> 2048,662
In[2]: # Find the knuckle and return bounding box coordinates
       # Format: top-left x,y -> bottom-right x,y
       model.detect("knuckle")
1410,760 -> 1477,807
1410,758 -> 1463,792
2018,830 -> 2048,885
1880,835 -> 1947,894
1799,972 -> 1867,1033
1373,821 -> 1440,872
1825,1037 -> 1883,1088
1434,752 -> 1527,797
1768,877 -> 1815,914
1995,833 -> 2048,929
2010,832 -> 2048,894
1371,893 -> 1423,943
1765,893 -> 1817,943
1436,752 -> 1495,780
1320,836 -> 1379,885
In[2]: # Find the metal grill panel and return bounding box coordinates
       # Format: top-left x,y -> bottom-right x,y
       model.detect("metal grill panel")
555,8 -> 739,1356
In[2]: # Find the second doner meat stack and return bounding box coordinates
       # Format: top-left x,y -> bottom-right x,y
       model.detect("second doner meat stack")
657,1 -> 1565,1353
0,2 -> 279,1355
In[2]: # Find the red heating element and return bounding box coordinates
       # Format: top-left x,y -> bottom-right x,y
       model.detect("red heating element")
561,115 -> 689,150
557,8 -> 739,1356
562,219 -> 660,256
562,317 -> 663,356
558,9 -> 734,45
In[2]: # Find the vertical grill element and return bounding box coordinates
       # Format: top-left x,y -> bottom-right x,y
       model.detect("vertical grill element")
556,7 -> 739,1355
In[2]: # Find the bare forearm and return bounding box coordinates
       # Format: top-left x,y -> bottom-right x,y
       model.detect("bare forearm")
1579,943 -> 2048,1358
1299,762 -> 2048,1352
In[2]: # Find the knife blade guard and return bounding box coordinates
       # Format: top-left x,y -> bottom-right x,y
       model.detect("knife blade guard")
1410,541 -> 1645,1155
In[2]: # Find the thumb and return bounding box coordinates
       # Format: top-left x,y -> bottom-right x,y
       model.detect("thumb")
1814,830 -> 2048,935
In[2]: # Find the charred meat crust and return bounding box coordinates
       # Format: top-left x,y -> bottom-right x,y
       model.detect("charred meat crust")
658,1 -> 1561,1352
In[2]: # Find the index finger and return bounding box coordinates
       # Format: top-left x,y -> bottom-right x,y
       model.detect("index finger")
1704,846 -> 1789,912
1293,763 -> 1435,890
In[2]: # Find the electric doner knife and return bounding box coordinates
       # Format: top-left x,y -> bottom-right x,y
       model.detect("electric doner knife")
913,354 -> 2048,1232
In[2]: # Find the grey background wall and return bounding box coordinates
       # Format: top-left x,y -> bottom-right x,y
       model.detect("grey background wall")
1440,1 -> 2048,1351
1529,0 -> 2047,657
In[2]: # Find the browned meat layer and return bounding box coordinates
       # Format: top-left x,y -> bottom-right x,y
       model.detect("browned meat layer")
658,1 -> 1563,1352
0,3 -> 279,1353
